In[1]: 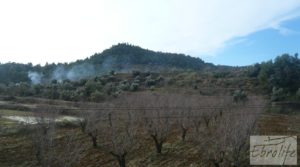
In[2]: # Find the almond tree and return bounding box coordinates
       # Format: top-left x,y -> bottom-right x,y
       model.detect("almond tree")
178,108 -> 192,141
30,107 -> 83,167
142,94 -> 175,154
105,110 -> 138,167
194,97 -> 265,167
85,110 -> 104,148
78,110 -> 89,133
54,131 -> 83,167
225,106 -> 262,166
31,108 -> 57,166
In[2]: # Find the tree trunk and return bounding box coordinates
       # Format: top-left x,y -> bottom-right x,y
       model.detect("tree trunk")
151,135 -> 163,153
204,119 -> 210,127
118,155 -> 126,167
181,126 -> 188,141
111,152 -> 127,167
88,133 -> 97,148
92,136 -> 97,148
213,162 -> 220,167
80,121 -> 87,133
36,149 -> 42,165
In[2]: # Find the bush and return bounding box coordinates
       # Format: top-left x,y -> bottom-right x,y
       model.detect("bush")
60,90 -> 73,101
109,70 -> 116,76
156,76 -> 164,82
90,90 -> 105,102
271,87 -> 285,102
233,90 -> 247,103
84,80 -> 103,96
118,80 -> 130,91
150,86 -> 155,91
144,71 -> 151,76
103,83 -> 116,95
132,70 -> 140,77
130,83 -> 139,91
112,90 -> 122,98
145,79 -> 156,87
134,76 -> 141,83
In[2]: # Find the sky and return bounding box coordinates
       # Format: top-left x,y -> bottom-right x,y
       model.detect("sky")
0,0 -> 300,66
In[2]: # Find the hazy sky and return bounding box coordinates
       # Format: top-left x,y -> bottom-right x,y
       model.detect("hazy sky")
0,0 -> 300,66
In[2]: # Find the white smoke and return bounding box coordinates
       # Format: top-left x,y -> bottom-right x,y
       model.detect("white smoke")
52,66 -> 67,83
28,71 -> 43,85
52,64 -> 95,82
67,64 -> 95,80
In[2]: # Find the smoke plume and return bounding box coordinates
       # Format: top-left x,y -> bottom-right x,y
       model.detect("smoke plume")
52,63 -> 95,82
28,71 -> 43,84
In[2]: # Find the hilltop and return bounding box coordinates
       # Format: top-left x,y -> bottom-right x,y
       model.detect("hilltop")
84,43 -> 213,71
0,43 -> 214,84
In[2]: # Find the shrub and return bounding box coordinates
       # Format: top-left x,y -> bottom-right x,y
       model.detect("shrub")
233,90 -> 247,103
90,90 -> 105,102
109,70 -> 116,76
144,71 -> 151,76
145,79 -> 156,87
118,80 -> 130,91
103,83 -> 116,95
150,86 -> 155,91
60,90 -> 73,101
107,75 -> 116,82
84,80 -> 103,96
130,83 -> 139,91
134,76 -> 141,83
271,87 -> 285,102
112,91 -> 122,98
165,77 -> 175,85
155,76 -> 164,83
132,70 -> 140,77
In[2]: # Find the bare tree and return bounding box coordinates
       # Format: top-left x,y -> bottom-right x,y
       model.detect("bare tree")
83,96 -> 141,167
202,112 -> 212,128
191,109 -> 202,134
142,94 -> 175,154
85,111 -> 104,148
78,110 -> 89,133
225,106 -> 262,167
105,110 -> 138,167
54,131 -> 83,167
31,108 -> 57,167
192,96 -> 265,167
30,107 -> 84,167
178,108 -> 192,141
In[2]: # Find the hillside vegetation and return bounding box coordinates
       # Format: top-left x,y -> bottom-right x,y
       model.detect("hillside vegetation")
0,43 -> 212,85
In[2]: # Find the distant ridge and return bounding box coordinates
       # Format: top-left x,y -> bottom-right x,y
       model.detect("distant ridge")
0,43 -> 214,84
83,43 -> 214,72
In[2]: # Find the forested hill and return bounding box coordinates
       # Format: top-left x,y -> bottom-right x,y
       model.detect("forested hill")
84,43 -> 212,71
0,43 -> 213,84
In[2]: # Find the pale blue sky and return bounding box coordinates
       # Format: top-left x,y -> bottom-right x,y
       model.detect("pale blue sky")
204,16 -> 300,66
0,0 -> 300,66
